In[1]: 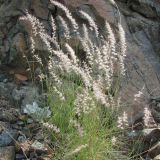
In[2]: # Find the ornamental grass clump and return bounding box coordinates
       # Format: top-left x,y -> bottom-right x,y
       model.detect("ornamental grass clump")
20,0 -> 127,159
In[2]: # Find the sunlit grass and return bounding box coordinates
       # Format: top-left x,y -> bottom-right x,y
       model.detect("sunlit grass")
44,77 -> 125,160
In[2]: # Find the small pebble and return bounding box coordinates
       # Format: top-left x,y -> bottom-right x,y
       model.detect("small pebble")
27,119 -> 33,124
16,154 -> 26,160
17,121 -> 25,126
17,135 -> 26,143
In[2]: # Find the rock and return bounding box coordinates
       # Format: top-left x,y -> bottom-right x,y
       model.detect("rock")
127,128 -> 160,155
157,103 -> 160,108
27,118 -> 34,124
116,0 -> 160,125
151,109 -> 160,123
0,82 -> 16,98
16,140 -> 31,156
34,130 -> 45,141
141,128 -> 160,152
0,122 -> 18,147
0,96 -> 12,108
0,98 -> 18,123
17,121 -> 25,127
30,140 -> 48,154
39,156 -> 52,160
67,0 -> 115,24
0,109 -> 18,123
12,33 -> 27,54
127,130 -> 139,138
22,127 -> 32,138
12,124 -> 22,130
148,142 -> 160,158
23,102 -> 51,120
0,0 -> 29,18
154,154 -> 160,160
128,0 -> 160,18
12,85 -> 39,107
143,128 -> 160,142
150,99 -> 160,112
31,0 -> 49,19
0,74 -> 5,82
153,155 -> 160,160
0,82 -> 42,108
0,146 -> 15,160
14,74 -> 28,82
17,135 -> 27,143
0,129 -> 18,147
15,154 -> 26,160
127,128 -> 160,147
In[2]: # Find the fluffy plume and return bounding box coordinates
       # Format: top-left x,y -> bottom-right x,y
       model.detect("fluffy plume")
57,16 -> 70,39
50,0 -> 79,33
118,23 -> 126,75
79,10 -> 99,37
